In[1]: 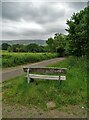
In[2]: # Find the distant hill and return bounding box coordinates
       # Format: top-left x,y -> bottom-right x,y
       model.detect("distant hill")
1,40 -> 46,46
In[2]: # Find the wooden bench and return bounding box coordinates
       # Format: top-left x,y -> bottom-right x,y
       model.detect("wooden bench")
23,67 -> 67,84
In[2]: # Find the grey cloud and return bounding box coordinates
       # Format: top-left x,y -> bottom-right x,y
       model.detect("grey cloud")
1,2 -> 87,40
67,2 -> 87,11
2,2 -> 66,24
2,2 -> 21,21
2,2 -> 33,21
2,31 -> 19,36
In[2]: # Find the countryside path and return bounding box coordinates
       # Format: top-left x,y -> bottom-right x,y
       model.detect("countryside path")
2,57 -> 65,81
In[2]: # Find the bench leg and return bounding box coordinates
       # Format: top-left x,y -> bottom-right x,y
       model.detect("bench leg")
27,77 -> 30,84
59,76 -> 62,85
60,80 -> 62,85
27,77 -> 34,83
27,68 -> 30,84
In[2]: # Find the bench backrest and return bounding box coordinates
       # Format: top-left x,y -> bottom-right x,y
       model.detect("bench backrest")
23,67 -> 67,74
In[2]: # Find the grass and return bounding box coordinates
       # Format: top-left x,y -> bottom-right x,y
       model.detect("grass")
2,56 -> 87,110
1,52 -> 58,68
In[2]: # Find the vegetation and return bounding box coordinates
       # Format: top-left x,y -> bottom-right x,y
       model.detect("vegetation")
46,33 -> 66,55
66,6 -> 88,56
2,52 -> 58,68
2,56 -> 87,110
46,6 -> 89,56
2,43 -> 11,50
1,43 -> 46,53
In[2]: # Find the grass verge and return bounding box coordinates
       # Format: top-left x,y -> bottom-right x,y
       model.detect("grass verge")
2,56 -> 87,111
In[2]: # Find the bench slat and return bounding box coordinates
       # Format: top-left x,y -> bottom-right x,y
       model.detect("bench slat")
23,67 -> 67,74
26,74 -> 66,80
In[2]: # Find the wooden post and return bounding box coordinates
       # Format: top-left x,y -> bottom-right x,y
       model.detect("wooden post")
27,68 -> 30,84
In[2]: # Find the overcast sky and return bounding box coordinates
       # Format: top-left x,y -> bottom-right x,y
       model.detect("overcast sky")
1,2 -> 87,40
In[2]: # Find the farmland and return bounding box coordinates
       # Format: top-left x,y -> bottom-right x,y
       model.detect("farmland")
1,51 -> 58,68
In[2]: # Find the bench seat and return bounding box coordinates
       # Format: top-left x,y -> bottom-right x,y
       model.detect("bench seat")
26,74 -> 66,80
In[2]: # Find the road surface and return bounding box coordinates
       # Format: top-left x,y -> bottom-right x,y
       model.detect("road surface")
2,57 -> 65,81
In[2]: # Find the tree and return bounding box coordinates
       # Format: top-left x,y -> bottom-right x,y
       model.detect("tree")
8,44 -> 26,52
46,33 -> 66,55
54,33 -> 66,52
56,46 -> 65,56
46,37 -> 55,52
66,6 -> 88,56
7,43 -> 45,53
2,43 -> 11,50
26,43 -> 43,52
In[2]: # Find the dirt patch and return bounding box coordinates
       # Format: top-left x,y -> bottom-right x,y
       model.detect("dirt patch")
2,103 -> 87,118
46,101 -> 56,109
62,105 -> 87,118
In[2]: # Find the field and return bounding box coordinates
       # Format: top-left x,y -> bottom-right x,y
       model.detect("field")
2,56 -> 87,117
1,51 -> 58,68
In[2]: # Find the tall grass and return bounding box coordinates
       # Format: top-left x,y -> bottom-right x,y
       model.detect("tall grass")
2,52 -> 58,68
2,56 -> 87,110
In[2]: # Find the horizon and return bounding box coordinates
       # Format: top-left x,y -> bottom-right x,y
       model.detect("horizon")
1,39 -> 47,41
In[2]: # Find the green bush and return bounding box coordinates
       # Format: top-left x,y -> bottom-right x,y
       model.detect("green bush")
2,52 -> 58,68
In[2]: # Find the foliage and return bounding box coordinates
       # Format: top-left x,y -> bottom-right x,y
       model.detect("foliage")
26,43 -> 44,52
2,43 -> 11,50
66,6 -> 89,56
8,44 -> 26,52
46,33 -> 66,55
2,52 -> 58,68
46,37 -> 55,52
56,46 -> 65,56
7,43 -> 46,53
2,56 -> 87,110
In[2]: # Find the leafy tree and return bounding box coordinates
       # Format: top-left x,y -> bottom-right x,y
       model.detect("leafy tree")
26,43 -> 43,52
56,46 -> 65,56
7,43 -> 45,53
66,6 -> 88,56
38,46 -> 45,52
2,43 -> 11,50
8,44 -> 26,52
46,37 -> 54,52
46,33 -> 66,55
54,33 -> 66,52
